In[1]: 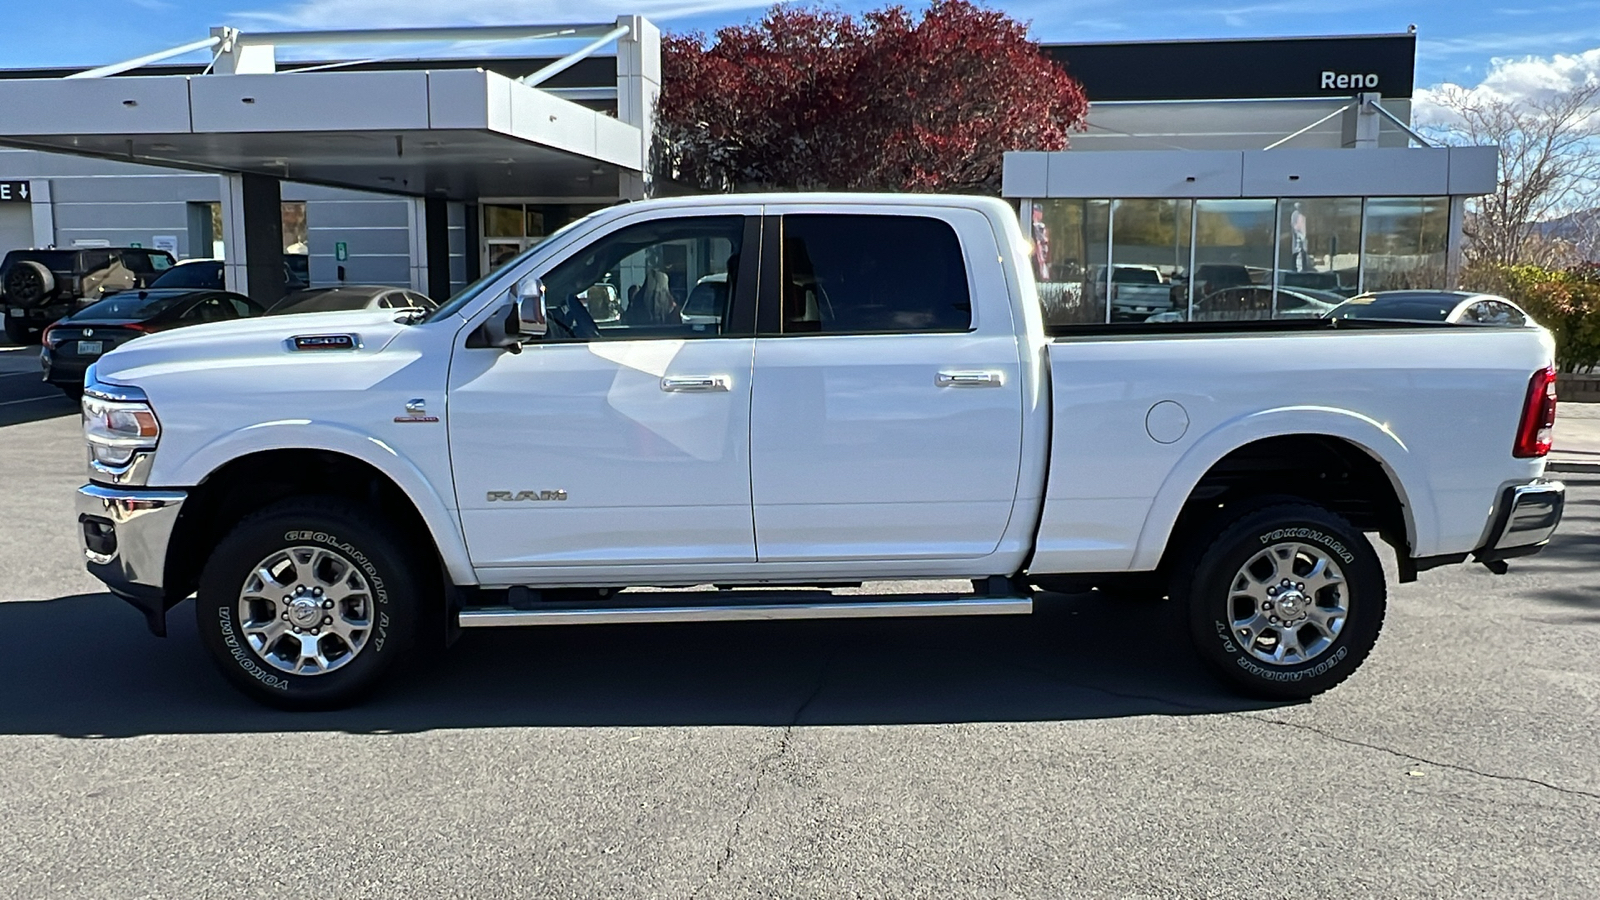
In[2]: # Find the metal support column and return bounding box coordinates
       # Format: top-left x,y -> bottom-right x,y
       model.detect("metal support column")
219,173 -> 285,304
425,198 -> 451,300
615,15 -> 660,200
1446,195 -> 1468,290
28,179 -> 53,248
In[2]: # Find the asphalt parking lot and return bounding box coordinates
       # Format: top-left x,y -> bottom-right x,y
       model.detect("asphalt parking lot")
2,342 -> 1598,898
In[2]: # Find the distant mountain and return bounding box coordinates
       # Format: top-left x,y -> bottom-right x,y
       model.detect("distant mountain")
1533,208 -> 1600,260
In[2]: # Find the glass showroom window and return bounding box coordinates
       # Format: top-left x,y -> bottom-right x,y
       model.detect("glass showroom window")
1190,199 -> 1276,322
1362,197 -> 1449,292
1277,199 -> 1361,296
1031,199 -> 1110,325
1109,198 -> 1192,324
482,202 -> 608,273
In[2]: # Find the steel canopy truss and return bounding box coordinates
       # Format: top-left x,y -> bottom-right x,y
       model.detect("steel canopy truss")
0,17 -> 660,201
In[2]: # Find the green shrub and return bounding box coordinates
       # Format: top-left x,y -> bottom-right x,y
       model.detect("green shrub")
1485,263 -> 1600,374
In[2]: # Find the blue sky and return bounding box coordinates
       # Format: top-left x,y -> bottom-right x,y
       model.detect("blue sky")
3,0 -> 1598,93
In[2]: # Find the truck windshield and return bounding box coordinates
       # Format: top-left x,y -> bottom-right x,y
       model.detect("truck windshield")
422,210 -> 605,324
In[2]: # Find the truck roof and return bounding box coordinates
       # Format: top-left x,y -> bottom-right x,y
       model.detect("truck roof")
612,193 -> 1017,219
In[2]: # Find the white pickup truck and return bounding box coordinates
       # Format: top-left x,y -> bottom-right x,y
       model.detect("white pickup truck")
74,194 -> 1566,709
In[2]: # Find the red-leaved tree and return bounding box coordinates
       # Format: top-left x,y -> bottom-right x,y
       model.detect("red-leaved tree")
655,1 -> 1088,194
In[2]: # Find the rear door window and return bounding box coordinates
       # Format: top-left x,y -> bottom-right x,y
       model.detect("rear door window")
776,214 -> 971,335
178,295 -> 242,323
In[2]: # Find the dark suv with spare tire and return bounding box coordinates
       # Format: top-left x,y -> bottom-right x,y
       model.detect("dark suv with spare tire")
2,247 -> 177,344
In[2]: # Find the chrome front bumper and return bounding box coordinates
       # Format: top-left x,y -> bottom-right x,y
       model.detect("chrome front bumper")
1476,480 -> 1565,563
76,483 -> 187,635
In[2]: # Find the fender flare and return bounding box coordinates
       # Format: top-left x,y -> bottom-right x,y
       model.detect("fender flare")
168,420 -> 477,585
1128,406 -> 1431,570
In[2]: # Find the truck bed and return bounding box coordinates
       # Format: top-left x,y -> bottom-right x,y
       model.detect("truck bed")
1029,322 -> 1554,575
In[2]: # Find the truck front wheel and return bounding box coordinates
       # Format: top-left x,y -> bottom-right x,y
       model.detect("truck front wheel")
1184,502 -> 1385,700
195,499 -> 422,709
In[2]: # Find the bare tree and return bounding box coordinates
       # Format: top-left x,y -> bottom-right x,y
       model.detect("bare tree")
1425,81 -> 1600,267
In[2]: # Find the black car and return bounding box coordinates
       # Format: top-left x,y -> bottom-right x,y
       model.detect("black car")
266,284 -> 437,315
146,254 -> 312,292
2,247 -> 177,344
40,289 -> 264,398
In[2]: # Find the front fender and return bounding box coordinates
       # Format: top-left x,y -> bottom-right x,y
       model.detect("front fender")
163,419 -> 476,585
1127,406 -> 1430,571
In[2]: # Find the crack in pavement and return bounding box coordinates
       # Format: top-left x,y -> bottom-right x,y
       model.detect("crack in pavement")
689,650 -> 836,899
1242,714 -> 1600,802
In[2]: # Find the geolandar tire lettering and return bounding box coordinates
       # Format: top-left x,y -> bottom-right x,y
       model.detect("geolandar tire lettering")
194,499 -> 423,710
1186,502 -> 1386,701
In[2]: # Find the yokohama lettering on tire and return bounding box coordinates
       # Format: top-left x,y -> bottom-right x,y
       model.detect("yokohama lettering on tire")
1185,501 -> 1386,701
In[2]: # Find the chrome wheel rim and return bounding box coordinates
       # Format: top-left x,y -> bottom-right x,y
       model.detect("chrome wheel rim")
237,545 -> 374,676
1228,541 -> 1347,665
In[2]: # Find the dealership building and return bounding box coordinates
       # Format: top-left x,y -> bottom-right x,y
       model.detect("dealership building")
0,22 -> 1491,317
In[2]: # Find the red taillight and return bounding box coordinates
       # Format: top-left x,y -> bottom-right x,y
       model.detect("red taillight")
123,322 -> 153,333
1513,365 -> 1558,458
41,323 -> 58,345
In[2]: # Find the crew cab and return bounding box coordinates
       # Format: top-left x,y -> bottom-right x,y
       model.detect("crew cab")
74,194 -> 1565,709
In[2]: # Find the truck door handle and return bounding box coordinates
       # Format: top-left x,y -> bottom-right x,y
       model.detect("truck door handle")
660,375 -> 729,393
936,371 -> 1003,388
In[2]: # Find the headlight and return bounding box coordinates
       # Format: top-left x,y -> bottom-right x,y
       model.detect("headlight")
82,376 -> 160,468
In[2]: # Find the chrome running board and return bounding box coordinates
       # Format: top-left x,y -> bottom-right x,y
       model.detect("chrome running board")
458,594 -> 1032,628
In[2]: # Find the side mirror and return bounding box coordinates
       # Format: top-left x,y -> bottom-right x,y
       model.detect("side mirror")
481,275 -> 548,354
512,274 -> 547,339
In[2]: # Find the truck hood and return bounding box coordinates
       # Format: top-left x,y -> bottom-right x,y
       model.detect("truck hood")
90,309 -> 413,385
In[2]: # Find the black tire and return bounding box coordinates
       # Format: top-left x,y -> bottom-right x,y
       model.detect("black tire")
57,384 -> 82,401
1184,502 -> 1385,700
195,498 -> 424,710
3,315 -> 33,346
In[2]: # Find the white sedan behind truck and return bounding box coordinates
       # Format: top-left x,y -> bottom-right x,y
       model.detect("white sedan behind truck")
74,193 -> 1564,709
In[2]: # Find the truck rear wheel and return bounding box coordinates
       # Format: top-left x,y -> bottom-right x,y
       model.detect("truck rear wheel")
195,499 -> 422,710
3,315 -> 33,345
1184,502 -> 1385,700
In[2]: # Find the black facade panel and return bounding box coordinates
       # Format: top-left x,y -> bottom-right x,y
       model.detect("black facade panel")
1044,34 -> 1415,101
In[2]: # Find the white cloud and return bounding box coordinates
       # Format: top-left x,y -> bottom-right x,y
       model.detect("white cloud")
1416,46 -> 1600,124
234,0 -> 774,30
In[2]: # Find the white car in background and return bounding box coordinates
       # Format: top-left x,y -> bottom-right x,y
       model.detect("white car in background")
681,272 -> 727,326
